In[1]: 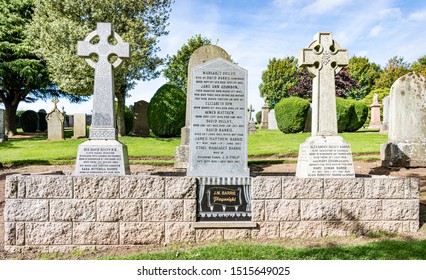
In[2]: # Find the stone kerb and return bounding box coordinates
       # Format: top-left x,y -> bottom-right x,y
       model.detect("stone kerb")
4,175 -> 420,252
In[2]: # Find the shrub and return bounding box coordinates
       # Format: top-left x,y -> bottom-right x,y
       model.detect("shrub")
275,97 -> 310,133
37,110 -> 47,131
148,84 -> 186,137
345,100 -> 368,132
20,110 -> 38,132
336,97 -> 354,132
16,110 -> 25,128
255,111 -> 262,124
115,103 -> 133,135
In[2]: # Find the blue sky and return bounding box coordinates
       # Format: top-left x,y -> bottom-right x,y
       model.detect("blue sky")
13,0 -> 426,114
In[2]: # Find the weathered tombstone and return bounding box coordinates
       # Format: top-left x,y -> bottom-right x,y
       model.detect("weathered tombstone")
174,45 -> 232,171
303,103 -> 312,132
380,96 -> 389,133
0,109 -> 7,142
68,115 -> 74,127
368,94 -> 381,128
260,97 -> 269,129
133,100 -> 150,137
296,32 -> 354,178
247,104 -> 256,134
74,22 -> 130,175
268,109 -> 278,129
72,113 -> 87,139
381,73 -> 426,167
188,58 -> 251,221
46,98 -> 65,141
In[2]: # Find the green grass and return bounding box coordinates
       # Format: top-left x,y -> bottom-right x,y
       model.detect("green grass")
0,129 -> 387,165
101,239 -> 426,260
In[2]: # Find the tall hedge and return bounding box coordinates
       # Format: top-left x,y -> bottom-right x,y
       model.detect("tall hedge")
37,110 -> 47,131
336,97 -> 354,132
345,100 -> 368,132
148,84 -> 186,137
20,110 -> 38,132
255,111 -> 262,124
275,97 -> 310,133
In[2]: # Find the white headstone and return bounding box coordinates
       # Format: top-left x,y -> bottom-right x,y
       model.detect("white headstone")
0,109 -> 6,142
46,98 -> 64,141
268,109 -> 278,130
72,113 -> 87,139
75,22 -> 130,175
260,97 -> 269,129
381,73 -> 426,167
380,96 -> 390,133
296,32 -> 354,178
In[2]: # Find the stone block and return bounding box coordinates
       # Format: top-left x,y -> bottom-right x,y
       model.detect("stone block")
251,222 -> 280,239
22,176 -> 73,198
382,200 -> 419,220
301,200 -> 342,221
4,223 -> 15,245
280,221 -> 322,238
282,178 -> 323,199
252,177 -> 281,199
97,200 -> 141,222
406,178 -> 420,199
196,229 -> 224,242
251,200 -> 265,222
265,200 -> 300,221
26,223 -> 72,245
324,178 -> 364,199
120,222 -> 164,245
322,221 -> 362,237
74,177 -> 119,198
5,175 -> 19,198
165,222 -> 196,243
120,176 -> 164,198
165,177 -> 196,199
342,200 -> 383,220
184,200 -> 197,222
224,229 -> 251,240
5,199 -> 49,222
403,221 -> 419,232
364,178 -> 407,199
16,223 -> 25,246
50,200 -> 96,221
143,200 -> 184,221
360,221 -> 403,234
73,222 -> 119,245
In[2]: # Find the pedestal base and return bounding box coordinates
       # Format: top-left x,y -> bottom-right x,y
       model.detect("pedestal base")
296,136 -> 355,178
381,142 -> 426,167
75,140 -> 130,175
174,145 -> 189,171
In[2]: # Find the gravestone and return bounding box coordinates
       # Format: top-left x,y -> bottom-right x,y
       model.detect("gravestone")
133,100 -> 150,137
75,22 -> 130,175
72,113 -> 87,139
187,58 -> 251,221
296,32 -> 354,178
380,96 -> 389,133
247,104 -> 256,134
260,97 -> 269,129
268,109 -> 278,129
381,73 -> 426,167
174,45 -> 232,171
0,109 -> 6,142
46,98 -> 65,141
368,94 -> 381,129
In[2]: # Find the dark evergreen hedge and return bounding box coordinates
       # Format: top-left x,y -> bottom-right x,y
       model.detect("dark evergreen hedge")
255,111 -> 262,124
20,110 -> 38,132
275,97 -> 310,133
345,100 -> 368,132
37,110 -> 47,131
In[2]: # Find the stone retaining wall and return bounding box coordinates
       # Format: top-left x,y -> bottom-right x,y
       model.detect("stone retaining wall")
4,175 -> 420,252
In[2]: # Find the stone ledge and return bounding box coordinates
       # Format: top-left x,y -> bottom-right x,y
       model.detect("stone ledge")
192,222 -> 257,229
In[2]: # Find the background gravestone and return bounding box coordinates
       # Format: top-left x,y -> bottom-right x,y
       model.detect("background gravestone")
188,58 -> 251,221
72,113 -> 87,139
133,100 -> 150,137
260,97 -> 269,129
368,94 -> 381,129
46,98 -> 64,141
247,104 -> 256,134
380,96 -> 390,133
381,73 -> 426,167
0,109 -> 7,142
268,109 -> 278,129
174,45 -> 232,171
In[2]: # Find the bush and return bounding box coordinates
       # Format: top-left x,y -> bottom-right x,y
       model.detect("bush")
336,97 -> 354,132
148,84 -> 186,137
275,97 -> 310,133
345,100 -> 368,132
16,110 -> 25,128
20,110 -> 38,132
37,110 -> 47,131
255,111 -> 262,124
115,103 -> 133,135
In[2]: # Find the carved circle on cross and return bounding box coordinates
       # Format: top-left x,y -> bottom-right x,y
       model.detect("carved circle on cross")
307,40 -> 343,74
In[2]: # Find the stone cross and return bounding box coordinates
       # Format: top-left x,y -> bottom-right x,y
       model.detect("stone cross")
248,105 -> 255,121
51,97 -> 59,110
298,32 -> 348,136
78,22 -> 130,140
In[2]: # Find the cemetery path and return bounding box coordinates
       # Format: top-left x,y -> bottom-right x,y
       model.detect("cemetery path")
0,161 -> 425,259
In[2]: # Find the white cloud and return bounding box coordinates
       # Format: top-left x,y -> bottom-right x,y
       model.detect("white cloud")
303,0 -> 352,15
368,24 -> 383,38
409,9 -> 426,21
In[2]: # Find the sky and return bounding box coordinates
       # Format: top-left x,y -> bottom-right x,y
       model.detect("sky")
9,0 -> 426,115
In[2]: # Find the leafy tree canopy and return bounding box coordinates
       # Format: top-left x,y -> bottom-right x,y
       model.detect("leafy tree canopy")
374,56 -> 411,89
412,55 -> 426,77
347,56 -> 382,100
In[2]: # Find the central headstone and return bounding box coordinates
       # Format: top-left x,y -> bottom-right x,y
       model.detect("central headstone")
74,22 -> 130,175
187,58 -> 251,221
296,32 -> 355,178
46,98 -> 65,141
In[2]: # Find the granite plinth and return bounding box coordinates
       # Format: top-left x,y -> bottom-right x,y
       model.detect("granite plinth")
381,142 -> 426,167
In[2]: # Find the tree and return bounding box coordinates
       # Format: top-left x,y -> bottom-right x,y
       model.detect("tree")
28,0 -> 172,136
347,56 -> 382,100
259,57 -> 299,108
374,56 -> 411,89
412,55 -> 426,77
0,0 -> 61,136
163,34 -> 212,92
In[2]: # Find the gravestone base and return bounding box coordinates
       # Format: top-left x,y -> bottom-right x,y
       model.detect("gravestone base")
248,121 -> 256,134
296,136 -> 355,178
75,140 -> 130,175
174,145 -> 189,171
380,124 -> 389,134
381,142 -> 426,167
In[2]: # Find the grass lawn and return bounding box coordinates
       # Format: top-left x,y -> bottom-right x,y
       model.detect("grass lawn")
0,129 -> 387,165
